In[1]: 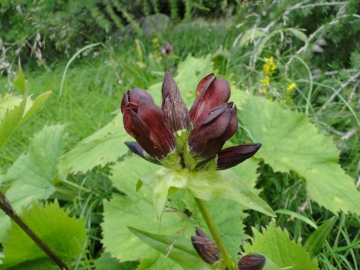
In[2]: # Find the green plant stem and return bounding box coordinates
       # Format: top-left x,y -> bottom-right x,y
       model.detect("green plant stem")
0,199 -> 69,270
194,197 -> 235,270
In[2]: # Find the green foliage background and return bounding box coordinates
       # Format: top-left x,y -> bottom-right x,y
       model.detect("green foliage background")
0,0 -> 360,269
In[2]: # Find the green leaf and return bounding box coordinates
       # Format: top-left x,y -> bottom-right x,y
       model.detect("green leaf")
240,96 -> 360,215
13,67 -> 27,94
304,217 -> 336,259
102,156 -> 195,263
0,91 -> 51,151
58,113 -> 130,175
0,125 -> 64,242
0,94 -> 27,150
128,227 -> 214,270
187,170 -> 275,217
1,200 -> 87,269
139,162 -> 273,220
102,155 -> 254,267
7,258 -> 58,270
136,249 -> 181,270
243,220 -> 318,269
95,252 -> 138,270
21,91 -> 52,123
238,29 -> 266,48
275,209 -> 317,229
285,28 -> 308,43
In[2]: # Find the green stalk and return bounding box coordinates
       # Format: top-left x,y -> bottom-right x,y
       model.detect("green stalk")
194,197 -> 235,270
0,193 -> 69,270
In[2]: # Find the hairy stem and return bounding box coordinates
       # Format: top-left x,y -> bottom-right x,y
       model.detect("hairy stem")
194,197 -> 235,270
0,193 -> 69,270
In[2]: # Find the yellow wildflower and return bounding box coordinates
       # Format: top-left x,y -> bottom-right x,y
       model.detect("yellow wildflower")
260,77 -> 270,86
152,38 -> 159,43
286,83 -> 297,92
258,88 -> 268,95
263,56 -> 277,76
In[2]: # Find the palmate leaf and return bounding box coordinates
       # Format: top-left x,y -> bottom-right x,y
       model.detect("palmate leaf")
102,155 -> 257,268
242,220 -> 317,270
0,125 -> 64,242
0,200 -> 86,269
59,113 -> 133,175
57,113 -> 130,175
240,96 -> 360,215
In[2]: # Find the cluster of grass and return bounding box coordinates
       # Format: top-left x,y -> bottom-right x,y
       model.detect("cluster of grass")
1,1 -> 360,269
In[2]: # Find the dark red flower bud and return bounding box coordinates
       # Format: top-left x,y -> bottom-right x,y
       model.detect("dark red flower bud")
237,254 -> 266,270
189,102 -> 238,161
189,74 -> 231,126
121,89 -> 175,159
217,143 -> 262,170
161,71 -> 191,133
191,228 -> 221,264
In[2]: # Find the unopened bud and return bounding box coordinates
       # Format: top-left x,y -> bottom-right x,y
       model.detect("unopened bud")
191,227 -> 221,264
237,254 -> 266,270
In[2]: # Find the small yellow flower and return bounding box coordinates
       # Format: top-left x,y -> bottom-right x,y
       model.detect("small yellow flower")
263,56 -> 277,76
258,88 -> 268,95
264,56 -> 274,64
286,83 -> 297,92
152,38 -> 159,44
260,77 -> 270,86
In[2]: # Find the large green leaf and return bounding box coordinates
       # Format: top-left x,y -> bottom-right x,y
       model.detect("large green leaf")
57,113 -> 130,175
128,227 -> 214,270
0,125 -> 64,242
102,155 -> 259,268
243,220 -> 318,270
240,96 -> 360,215
102,156 -> 196,262
0,200 -> 86,269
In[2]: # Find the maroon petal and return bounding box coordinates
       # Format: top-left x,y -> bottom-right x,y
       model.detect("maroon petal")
217,143 -> 262,170
121,88 -> 154,112
137,100 -> 175,155
161,72 -> 191,133
128,109 -> 167,159
237,254 -> 266,270
189,75 -> 231,125
189,103 -> 237,161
